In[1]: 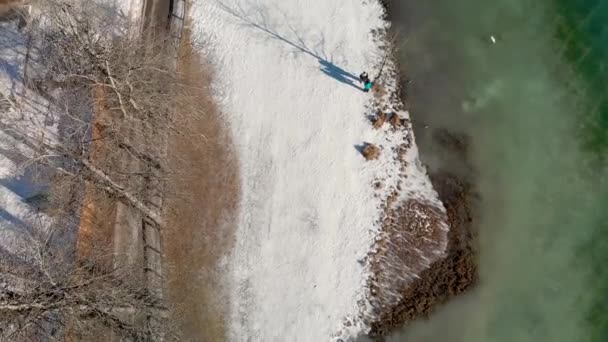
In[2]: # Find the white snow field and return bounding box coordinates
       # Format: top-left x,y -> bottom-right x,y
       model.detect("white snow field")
190,0 -> 445,341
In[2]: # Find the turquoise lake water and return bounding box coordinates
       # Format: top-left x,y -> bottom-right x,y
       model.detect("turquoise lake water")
386,0 -> 608,341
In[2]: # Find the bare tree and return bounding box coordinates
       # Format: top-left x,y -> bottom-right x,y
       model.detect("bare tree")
0,213 -> 170,341
4,0 -> 204,228
0,162 -> 177,341
0,0 -> 203,339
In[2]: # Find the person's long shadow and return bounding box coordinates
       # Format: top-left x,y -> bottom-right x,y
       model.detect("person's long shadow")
218,2 -> 365,91
318,60 -> 362,91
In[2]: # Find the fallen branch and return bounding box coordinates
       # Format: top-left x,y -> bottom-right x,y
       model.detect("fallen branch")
80,159 -> 164,227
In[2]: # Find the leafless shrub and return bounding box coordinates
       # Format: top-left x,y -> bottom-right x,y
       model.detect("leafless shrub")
0,0 -> 206,339
0,216 -> 171,341
163,26 -> 240,341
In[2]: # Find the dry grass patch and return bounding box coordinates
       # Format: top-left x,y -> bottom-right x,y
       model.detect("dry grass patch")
164,28 -> 239,342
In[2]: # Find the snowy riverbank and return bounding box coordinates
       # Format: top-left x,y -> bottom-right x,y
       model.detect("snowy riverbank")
190,0 -> 447,340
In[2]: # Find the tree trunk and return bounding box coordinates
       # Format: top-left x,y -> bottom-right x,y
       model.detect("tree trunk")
80,159 -> 164,227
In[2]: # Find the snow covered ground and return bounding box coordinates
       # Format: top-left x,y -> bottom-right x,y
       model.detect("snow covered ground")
191,0 -> 446,341
0,17 -> 53,255
0,18 -> 30,252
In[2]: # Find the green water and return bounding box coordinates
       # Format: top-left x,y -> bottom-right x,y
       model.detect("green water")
386,0 -> 608,341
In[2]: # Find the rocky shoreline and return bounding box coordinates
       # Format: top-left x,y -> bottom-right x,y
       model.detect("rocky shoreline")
368,0 -> 480,338
369,130 -> 478,338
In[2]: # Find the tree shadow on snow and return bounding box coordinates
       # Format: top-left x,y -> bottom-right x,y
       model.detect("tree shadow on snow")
0,206 -> 32,235
217,1 -> 365,92
0,21 -> 28,93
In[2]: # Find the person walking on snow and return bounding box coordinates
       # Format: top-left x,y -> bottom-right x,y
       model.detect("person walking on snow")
359,71 -> 373,92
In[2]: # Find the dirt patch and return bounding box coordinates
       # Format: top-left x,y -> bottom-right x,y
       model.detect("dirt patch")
73,82 -> 131,279
75,87 -> 120,263
163,27 -> 239,342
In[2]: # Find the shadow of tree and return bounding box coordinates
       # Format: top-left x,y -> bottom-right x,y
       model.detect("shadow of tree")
217,1 -> 365,91
0,21 -> 27,94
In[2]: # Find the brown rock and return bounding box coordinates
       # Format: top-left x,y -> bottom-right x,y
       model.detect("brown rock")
362,143 -> 380,160
373,112 -> 388,129
389,113 -> 402,128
